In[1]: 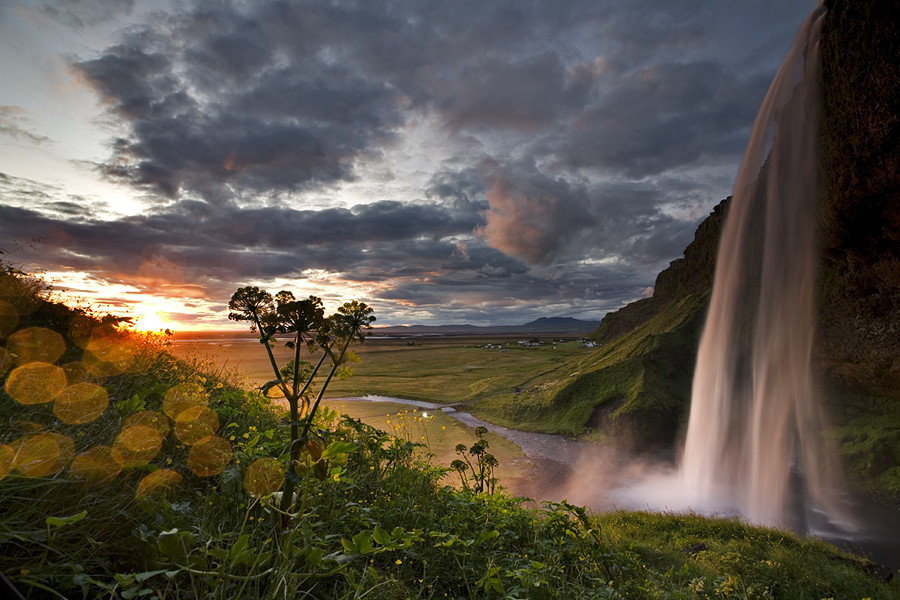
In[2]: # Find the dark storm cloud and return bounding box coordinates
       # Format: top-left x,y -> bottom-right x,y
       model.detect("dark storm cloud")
72,0 -> 808,202
3,0 -> 819,324
75,4 -> 406,199
557,61 -> 771,177
425,168 -> 490,214
434,52 -> 590,132
0,189 -> 480,283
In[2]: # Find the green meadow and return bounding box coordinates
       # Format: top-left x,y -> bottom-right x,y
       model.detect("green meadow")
169,333 -> 588,405
167,334 -> 587,485
2,275 -> 897,599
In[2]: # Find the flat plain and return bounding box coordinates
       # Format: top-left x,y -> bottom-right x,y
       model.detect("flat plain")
167,332 -> 592,489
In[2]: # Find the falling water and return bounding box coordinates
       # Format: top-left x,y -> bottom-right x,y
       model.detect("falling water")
679,3 -> 848,528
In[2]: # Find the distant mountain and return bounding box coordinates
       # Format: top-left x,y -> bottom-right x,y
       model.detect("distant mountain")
372,316 -> 601,337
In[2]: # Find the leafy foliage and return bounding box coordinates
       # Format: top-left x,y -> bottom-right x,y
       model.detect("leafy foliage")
1,266 -> 895,599
228,286 -> 375,526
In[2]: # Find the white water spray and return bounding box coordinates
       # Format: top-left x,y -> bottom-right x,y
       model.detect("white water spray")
678,3 -> 848,528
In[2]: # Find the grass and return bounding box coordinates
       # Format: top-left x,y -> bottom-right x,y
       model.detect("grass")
319,398 -> 532,484
169,299 -> 706,445
171,334 -> 589,405
596,510 -> 894,599
3,270 -> 898,599
467,294 -> 707,443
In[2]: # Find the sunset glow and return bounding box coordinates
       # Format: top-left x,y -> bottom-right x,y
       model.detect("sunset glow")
0,0 -> 815,329
130,309 -> 169,334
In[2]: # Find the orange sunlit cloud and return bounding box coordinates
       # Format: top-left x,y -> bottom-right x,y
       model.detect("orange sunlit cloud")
45,270 -> 223,331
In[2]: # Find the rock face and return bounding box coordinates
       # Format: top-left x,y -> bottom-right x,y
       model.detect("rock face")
592,198 -> 728,344
819,0 -> 900,374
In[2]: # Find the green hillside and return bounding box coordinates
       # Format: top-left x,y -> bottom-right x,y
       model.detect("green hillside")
468,200 -> 727,446
2,255 -> 896,599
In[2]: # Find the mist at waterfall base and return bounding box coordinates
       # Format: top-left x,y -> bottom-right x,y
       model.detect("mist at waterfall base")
548,2 -> 898,563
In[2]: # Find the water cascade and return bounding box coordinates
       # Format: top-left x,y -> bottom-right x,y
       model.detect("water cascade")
678,3 -> 848,528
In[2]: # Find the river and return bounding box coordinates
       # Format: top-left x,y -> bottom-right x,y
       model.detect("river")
338,395 -> 899,572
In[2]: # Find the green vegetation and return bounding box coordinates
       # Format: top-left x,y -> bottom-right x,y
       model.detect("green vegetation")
469,295 -> 706,445
322,336 -> 587,405
2,265 -> 896,598
450,426 -> 499,494
827,376 -> 900,500
227,286 -> 376,527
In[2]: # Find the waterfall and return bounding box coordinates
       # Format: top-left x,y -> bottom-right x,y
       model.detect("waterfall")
678,3 -> 848,528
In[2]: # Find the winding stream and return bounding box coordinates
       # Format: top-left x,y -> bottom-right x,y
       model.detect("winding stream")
334,394 -> 589,468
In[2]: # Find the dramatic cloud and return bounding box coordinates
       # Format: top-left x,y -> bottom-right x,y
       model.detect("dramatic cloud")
0,0 -> 817,326
477,166 -> 595,265
559,62 -> 770,177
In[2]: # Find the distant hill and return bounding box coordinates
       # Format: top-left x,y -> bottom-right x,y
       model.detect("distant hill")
373,316 -> 602,337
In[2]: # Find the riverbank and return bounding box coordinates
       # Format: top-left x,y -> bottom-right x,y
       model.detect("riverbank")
330,395 -> 900,570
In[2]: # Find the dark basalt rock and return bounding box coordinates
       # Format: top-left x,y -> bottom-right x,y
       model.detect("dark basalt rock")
818,0 -> 900,373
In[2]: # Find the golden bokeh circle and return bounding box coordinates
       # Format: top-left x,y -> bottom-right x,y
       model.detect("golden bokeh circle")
123,410 -> 171,438
84,334 -> 136,374
7,327 -> 66,366
68,446 -> 122,485
174,405 -> 219,445
163,382 -> 209,420
244,457 -> 285,498
187,436 -> 232,477
54,382 -> 109,425
112,425 -> 164,468
136,469 -> 183,503
0,444 -> 14,482
5,362 -> 67,405
12,432 -> 75,477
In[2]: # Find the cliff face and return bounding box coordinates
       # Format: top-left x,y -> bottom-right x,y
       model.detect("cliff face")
591,198 -> 728,344
815,0 -> 900,493
582,1 -> 900,479
819,0 -> 900,373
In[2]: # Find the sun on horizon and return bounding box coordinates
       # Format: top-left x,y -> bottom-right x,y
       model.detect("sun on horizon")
130,308 -> 171,333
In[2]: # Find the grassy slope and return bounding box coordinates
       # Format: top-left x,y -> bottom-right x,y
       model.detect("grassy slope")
469,294 -> 706,445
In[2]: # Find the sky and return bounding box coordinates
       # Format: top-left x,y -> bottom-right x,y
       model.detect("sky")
0,0 -> 817,330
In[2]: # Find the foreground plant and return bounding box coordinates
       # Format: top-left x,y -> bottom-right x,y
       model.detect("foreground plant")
228,287 -> 375,524
451,426 -> 499,494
